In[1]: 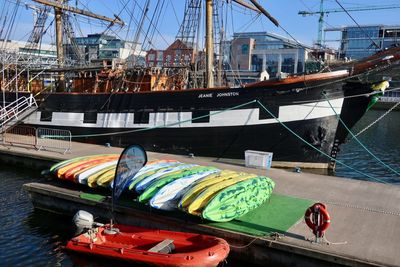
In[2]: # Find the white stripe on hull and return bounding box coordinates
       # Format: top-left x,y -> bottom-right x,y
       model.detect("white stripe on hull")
25,98 -> 344,128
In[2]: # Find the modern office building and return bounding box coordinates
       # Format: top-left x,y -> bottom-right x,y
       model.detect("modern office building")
327,25 -> 400,60
229,32 -> 312,79
68,33 -> 142,64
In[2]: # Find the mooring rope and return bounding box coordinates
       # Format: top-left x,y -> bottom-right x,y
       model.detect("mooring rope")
353,99 -> 400,139
255,100 -> 389,184
38,95 -> 393,183
323,93 -> 400,177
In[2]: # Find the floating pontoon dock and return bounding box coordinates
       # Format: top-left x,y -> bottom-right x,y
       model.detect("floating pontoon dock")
1,142 -> 399,267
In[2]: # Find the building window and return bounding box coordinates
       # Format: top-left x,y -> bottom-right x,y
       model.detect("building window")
184,54 -> 190,63
157,51 -> 163,61
266,54 -> 279,77
242,44 -> 249,54
166,55 -> 171,65
148,53 -> 155,61
281,54 -> 295,74
251,55 -> 262,71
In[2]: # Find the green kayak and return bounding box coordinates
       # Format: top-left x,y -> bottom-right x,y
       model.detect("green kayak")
202,176 -> 275,222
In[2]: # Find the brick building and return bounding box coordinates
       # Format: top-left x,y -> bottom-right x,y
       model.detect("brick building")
146,39 -> 193,67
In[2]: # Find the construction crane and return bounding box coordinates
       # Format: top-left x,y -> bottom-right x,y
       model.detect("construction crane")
299,0 -> 400,47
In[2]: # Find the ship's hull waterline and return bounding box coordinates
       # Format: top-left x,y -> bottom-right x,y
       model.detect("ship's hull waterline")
2,70 -> 371,166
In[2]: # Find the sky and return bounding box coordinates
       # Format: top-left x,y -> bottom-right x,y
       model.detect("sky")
3,0 -> 400,50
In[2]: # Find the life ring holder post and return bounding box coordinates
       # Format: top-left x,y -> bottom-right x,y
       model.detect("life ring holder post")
304,203 -> 331,243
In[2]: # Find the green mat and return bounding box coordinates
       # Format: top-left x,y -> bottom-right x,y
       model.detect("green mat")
80,193 -> 106,202
208,194 -> 313,236
78,192 -> 313,237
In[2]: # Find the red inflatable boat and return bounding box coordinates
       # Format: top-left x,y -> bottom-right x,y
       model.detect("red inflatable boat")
65,224 -> 230,267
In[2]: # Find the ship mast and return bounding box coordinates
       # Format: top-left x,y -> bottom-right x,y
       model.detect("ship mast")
32,0 -> 124,92
54,2 -> 64,92
205,0 -> 278,88
205,0 -> 214,88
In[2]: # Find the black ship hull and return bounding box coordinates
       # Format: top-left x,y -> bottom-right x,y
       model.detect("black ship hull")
2,70 -> 372,166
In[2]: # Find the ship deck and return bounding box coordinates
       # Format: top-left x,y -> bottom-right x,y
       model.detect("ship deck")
1,142 -> 399,267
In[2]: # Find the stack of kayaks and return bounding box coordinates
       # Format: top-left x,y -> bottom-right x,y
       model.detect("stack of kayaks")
49,155 -> 275,222
51,154 -> 120,186
49,156 -> 179,188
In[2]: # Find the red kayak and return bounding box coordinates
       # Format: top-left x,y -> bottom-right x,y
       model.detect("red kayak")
65,224 -> 230,267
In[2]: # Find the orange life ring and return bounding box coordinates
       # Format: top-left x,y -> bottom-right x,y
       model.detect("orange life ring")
304,203 -> 331,237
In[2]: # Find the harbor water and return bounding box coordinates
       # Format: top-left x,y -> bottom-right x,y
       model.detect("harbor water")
335,109 -> 400,184
0,109 -> 398,266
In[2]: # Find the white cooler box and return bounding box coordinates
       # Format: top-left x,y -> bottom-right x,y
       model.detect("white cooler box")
245,150 -> 273,169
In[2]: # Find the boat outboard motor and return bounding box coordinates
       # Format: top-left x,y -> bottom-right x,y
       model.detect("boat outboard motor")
73,210 -> 94,235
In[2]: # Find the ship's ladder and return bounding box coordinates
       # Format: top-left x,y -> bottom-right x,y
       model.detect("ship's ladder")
0,94 -> 38,133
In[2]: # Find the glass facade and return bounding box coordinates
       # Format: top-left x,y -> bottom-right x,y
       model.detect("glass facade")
71,34 -> 126,61
281,54 -> 295,74
340,25 -> 400,60
99,50 -> 119,59
251,55 -> 262,71
297,52 -> 304,73
266,54 -> 279,77
232,32 -> 309,77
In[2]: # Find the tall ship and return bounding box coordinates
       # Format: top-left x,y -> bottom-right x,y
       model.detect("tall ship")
1,0 -> 399,169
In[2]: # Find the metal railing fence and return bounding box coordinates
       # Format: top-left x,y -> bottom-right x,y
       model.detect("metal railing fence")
2,125 -> 71,154
0,95 -> 38,127
3,125 -> 36,147
36,127 -> 71,154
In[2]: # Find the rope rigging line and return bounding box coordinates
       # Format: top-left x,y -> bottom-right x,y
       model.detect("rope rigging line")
334,0 -> 381,50
64,99 -> 257,138
1,0 -> 20,49
226,5 -> 263,86
255,100 -> 389,184
291,86 -> 400,105
353,100 -> 400,139
140,0 -> 168,51
39,96 -> 390,183
323,93 -> 400,176
76,0 -> 126,41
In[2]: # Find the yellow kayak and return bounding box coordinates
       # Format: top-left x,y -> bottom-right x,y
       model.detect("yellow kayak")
96,160 -> 180,188
87,165 -> 117,187
186,173 -> 258,216
96,168 -> 118,188
179,170 -> 238,211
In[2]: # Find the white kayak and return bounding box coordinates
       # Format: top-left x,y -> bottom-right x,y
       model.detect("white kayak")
77,160 -> 118,184
150,169 -> 221,211
135,164 -> 197,194
127,161 -> 181,188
